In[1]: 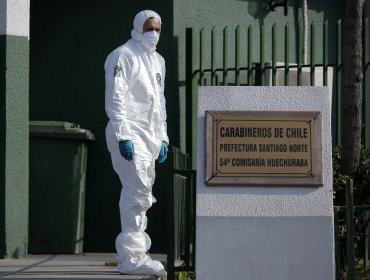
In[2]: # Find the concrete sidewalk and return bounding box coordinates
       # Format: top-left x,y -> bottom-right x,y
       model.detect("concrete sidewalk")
0,253 -> 166,280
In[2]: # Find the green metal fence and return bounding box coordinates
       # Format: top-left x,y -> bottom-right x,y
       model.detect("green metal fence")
186,20 -> 370,167
334,180 -> 370,280
166,146 -> 196,280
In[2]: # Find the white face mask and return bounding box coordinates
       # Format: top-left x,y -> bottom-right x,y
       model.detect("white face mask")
141,31 -> 160,51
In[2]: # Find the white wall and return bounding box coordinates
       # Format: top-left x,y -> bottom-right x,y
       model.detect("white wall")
0,0 -> 30,37
196,86 -> 334,280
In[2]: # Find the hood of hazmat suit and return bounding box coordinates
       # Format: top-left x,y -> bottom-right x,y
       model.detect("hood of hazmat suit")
131,10 -> 162,52
104,10 -> 168,277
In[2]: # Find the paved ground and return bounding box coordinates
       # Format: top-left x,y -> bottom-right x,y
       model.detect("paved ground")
0,253 -> 167,280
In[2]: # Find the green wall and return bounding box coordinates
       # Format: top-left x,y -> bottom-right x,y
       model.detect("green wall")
0,35 -> 30,258
30,0 -> 176,252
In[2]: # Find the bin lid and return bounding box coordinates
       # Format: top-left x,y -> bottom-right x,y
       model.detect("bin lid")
30,121 -> 96,140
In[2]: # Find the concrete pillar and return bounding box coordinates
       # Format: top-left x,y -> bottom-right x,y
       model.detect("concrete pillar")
0,0 -> 30,258
196,86 -> 334,280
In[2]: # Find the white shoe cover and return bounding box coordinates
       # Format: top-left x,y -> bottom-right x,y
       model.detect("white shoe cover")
118,255 -> 167,277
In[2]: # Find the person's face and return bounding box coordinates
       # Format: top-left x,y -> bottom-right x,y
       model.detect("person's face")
143,17 -> 161,34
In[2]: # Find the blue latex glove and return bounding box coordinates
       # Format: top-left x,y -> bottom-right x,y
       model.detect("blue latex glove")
158,141 -> 168,164
119,140 -> 134,161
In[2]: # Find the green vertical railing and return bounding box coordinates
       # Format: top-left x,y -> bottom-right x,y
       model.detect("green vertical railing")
310,22 -> 316,86
199,29 -> 204,85
248,25 -> 253,85
223,27 -> 228,85
323,21 -> 328,87
211,27 -> 216,86
272,24 -> 277,86
336,20 -> 342,146
235,26 -> 240,86
364,18 -> 369,150
185,28 -> 198,169
364,211 -> 369,270
284,23 -> 289,86
260,24 -> 265,86
346,180 -> 355,279
297,22 -> 302,86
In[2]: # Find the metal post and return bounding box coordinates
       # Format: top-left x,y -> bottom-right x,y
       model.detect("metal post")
363,18 -> 369,149
185,28 -> 197,169
185,28 -> 193,167
323,21 -> 328,86
235,26 -> 240,86
211,27 -> 216,86
191,32 -> 198,169
364,211 -> 369,269
298,22 -> 302,86
184,173 -> 191,266
199,29 -> 204,85
191,170 -> 196,270
223,27 -> 228,85
346,179 -> 355,280
311,22 -> 316,86
166,148 -> 175,280
260,24 -> 265,86
334,207 -> 340,280
272,24 -> 277,86
336,20 -> 342,147
248,25 -> 253,85
285,23 -> 289,86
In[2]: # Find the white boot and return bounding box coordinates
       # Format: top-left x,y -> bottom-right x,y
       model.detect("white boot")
118,254 -> 167,277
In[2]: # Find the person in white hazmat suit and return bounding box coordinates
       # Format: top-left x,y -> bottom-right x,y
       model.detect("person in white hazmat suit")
104,10 -> 169,277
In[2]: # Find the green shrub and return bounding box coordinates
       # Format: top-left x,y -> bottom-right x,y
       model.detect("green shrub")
333,146 -> 370,205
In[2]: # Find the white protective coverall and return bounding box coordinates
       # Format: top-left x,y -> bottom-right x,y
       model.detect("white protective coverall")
104,10 -> 169,276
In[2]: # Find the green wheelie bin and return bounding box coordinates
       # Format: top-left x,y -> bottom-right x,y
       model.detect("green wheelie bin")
29,121 -> 95,254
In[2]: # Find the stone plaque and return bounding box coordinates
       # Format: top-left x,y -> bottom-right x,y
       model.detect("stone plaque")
205,111 -> 323,186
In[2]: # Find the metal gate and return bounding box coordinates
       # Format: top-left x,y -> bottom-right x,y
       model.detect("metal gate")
166,146 -> 195,280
